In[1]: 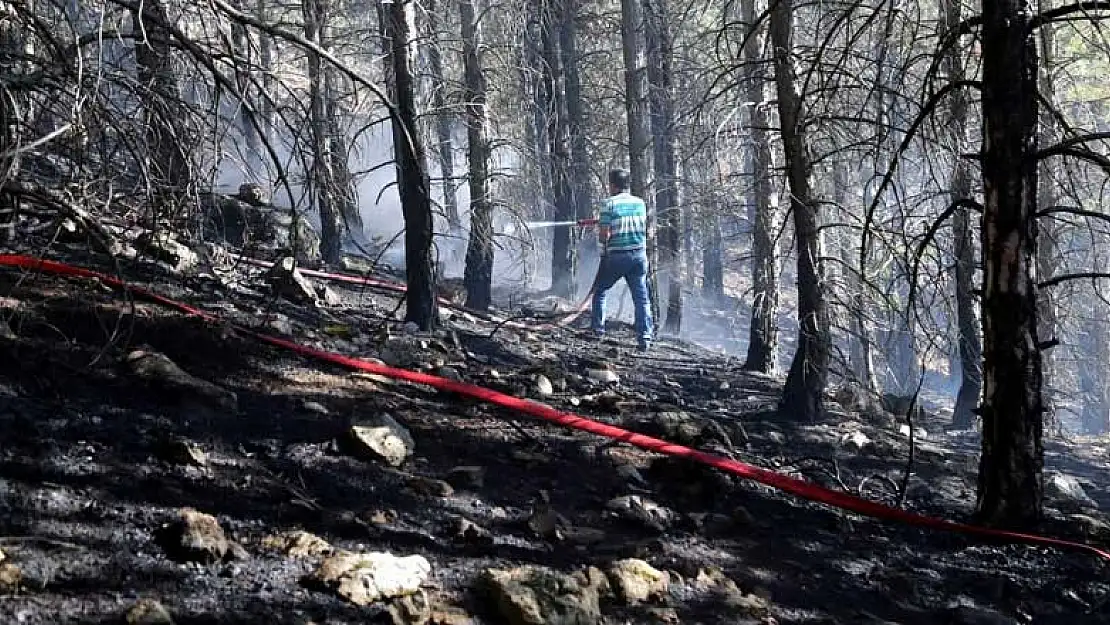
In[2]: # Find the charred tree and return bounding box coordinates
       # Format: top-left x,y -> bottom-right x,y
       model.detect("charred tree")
460,0 -> 494,309
702,208 -> 724,301
132,0 -> 191,219
0,5 -> 24,243
771,0 -> 830,420
303,0 -> 345,264
560,0 -> 591,238
385,0 -> 439,329
941,0 -> 981,428
975,0 -> 1043,528
426,0 -> 460,230
620,0 -> 658,322
741,0 -> 778,374
1035,19 -> 1060,428
833,162 -> 875,389
645,0 -> 682,333
541,0 -> 575,298
230,0 -> 261,165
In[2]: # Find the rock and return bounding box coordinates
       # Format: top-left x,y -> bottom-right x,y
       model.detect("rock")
158,438 -> 207,467
766,431 -> 786,445
1045,471 -> 1097,509
125,350 -> 238,411
606,495 -> 676,532
0,562 -> 20,590
695,568 -> 770,618
159,508 -> 229,564
842,431 -> 873,451
436,366 -> 464,382
947,605 -> 1019,625
1068,513 -> 1110,539
387,589 -> 431,625
347,413 -> 415,467
607,559 -> 670,605
479,565 -> 607,625
533,374 -> 554,397
429,606 -> 477,625
898,424 -> 928,439
136,231 -> 199,273
125,598 -> 175,625
406,475 -> 455,497
446,465 -> 485,490
266,314 -> 295,335
202,193 -> 321,263
303,400 -> 330,415
587,368 -> 620,384
236,182 -> 270,206
636,411 -> 703,445
561,526 -> 607,546
262,530 -> 333,559
451,517 -> 494,546
647,607 -> 681,624
266,256 -> 319,305
307,550 -> 431,606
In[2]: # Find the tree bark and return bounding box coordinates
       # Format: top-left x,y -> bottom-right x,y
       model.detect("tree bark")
1036,17 -> 1059,429
833,162 -> 874,389
620,0 -> 658,323
702,208 -> 724,300
940,0 -> 980,429
645,0 -> 682,333
426,0 -> 460,230
460,0 -> 493,310
560,0 -> 590,233
132,0 -> 190,219
740,0 -> 778,373
771,0 -> 829,420
1079,313 -> 1109,434
385,0 -> 439,328
303,0 -> 344,264
975,0 -> 1043,528
542,0 -> 575,298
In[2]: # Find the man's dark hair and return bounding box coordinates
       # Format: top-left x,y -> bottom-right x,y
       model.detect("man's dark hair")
609,168 -> 631,192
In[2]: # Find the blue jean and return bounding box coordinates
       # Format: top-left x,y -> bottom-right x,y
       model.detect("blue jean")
591,248 -> 654,344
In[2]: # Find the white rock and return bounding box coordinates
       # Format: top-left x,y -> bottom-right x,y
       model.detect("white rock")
533,374 -> 554,397
1045,471 -> 1097,508
311,550 -> 431,606
842,431 -> 872,451
587,369 -> 620,384
349,414 -> 415,467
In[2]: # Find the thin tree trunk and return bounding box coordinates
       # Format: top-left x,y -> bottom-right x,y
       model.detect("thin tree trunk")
1079,313 -> 1109,434
303,0 -> 344,264
257,0 -> 274,147
460,0 -> 493,309
702,208 -> 724,300
975,0 -> 1043,528
1036,16 -> 1059,429
426,0 -> 460,230
542,1 -> 575,298
132,0 -> 190,219
833,162 -> 875,389
230,0 -> 261,166
771,0 -> 830,420
645,0 -> 682,333
385,0 -> 439,328
620,0 -> 658,324
740,0 -> 778,373
560,0 -> 590,234
941,0 -> 980,428
325,68 -> 363,244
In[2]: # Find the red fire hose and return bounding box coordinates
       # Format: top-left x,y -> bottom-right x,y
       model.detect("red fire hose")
1,253 -> 1108,563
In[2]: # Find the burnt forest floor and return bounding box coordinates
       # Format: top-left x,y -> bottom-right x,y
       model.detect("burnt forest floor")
0,241 -> 1107,625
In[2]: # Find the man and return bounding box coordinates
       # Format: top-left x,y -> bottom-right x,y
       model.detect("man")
592,168 -> 654,350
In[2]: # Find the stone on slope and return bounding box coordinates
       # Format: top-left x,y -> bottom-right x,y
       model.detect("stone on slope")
265,256 -> 319,305
1045,471 -> 1097,510
136,231 -> 199,274
125,599 -> 175,625
446,465 -> 485,490
606,558 -> 670,605
479,565 -> 608,625
125,350 -> 238,411
307,550 -> 431,606
261,530 -> 333,559
606,495 -> 676,532
533,374 -> 555,397
347,413 -> 415,467
158,508 -> 229,564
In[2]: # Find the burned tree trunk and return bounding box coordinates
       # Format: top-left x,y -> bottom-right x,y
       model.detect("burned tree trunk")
645,0 -> 682,333
460,0 -> 494,310
230,0 -> 261,165
541,0 -> 575,298
560,0 -> 590,235
303,0 -> 344,264
941,0 -> 980,428
975,0 -> 1043,528
702,209 -> 724,301
740,0 -> 778,374
620,0 -> 658,322
833,162 -> 875,389
1036,20 -> 1060,428
132,0 -> 190,220
385,0 -> 439,329
0,5 -> 24,243
771,0 -> 829,420
426,0 -> 460,230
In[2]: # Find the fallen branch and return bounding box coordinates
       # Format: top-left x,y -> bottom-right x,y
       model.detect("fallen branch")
2,180 -> 122,256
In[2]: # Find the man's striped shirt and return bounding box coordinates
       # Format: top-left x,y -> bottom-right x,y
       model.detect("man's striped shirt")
600,192 -> 647,252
